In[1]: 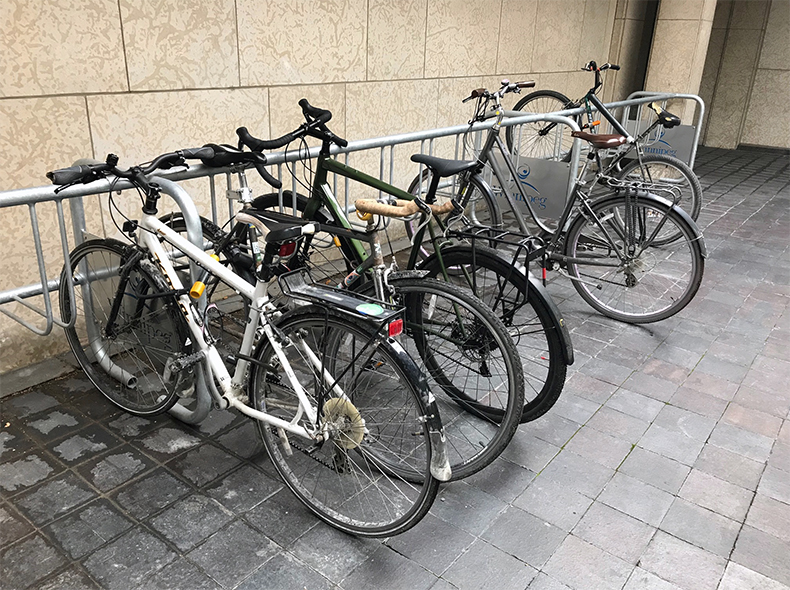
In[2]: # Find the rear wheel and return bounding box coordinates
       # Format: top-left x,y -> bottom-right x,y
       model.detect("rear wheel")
249,307 -> 439,537
565,194 -> 705,323
419,246 -> 568,423
361,278 -> 524,480
59,239 -> 189,416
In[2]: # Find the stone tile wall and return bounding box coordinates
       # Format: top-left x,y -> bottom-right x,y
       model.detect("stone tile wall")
0,0 -> 618,374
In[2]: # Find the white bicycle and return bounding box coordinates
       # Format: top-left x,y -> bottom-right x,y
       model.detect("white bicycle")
50,149 -> 451,537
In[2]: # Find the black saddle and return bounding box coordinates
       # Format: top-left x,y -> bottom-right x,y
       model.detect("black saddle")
648,102 -> 681,129
411,154 -> 478,178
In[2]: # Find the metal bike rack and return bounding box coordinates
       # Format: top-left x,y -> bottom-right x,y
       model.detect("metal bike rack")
0,91 -> 702,350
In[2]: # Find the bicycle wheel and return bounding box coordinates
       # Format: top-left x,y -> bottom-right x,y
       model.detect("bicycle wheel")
248,306 -> 439,537
506,90 -> 576,160
406,171 -> 502,262
418,245 -> 568,423
615,153 -> 703,232
368,278 -> 524,480
59,239 -> 189,415
564,193 -> 705,323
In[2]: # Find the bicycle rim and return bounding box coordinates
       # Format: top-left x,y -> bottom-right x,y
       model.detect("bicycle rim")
565,196 -> 704,323
249,307 -> 438,536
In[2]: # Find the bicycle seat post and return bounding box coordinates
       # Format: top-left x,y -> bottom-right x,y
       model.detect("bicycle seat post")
227,167 -> 254,207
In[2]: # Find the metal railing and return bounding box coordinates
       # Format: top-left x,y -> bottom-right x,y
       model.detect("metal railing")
0,92 -> 703,339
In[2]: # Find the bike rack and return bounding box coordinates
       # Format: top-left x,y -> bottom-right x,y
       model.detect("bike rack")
0,92 -> 702,368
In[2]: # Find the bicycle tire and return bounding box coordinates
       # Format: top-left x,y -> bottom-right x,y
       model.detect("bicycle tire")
614,153 -> 703,233
248,306 -> 439,537
418,245 -> 568,423
506,90 -> 576,160
564,193 -> 705,323
358,277 -> 524,480
59,238 -> 189,416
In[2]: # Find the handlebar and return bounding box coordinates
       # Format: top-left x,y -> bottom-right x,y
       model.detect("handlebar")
355,198 -> 456,219
581,61 -> 620,72
47,147 -> 216,188
462,79 -> 536,103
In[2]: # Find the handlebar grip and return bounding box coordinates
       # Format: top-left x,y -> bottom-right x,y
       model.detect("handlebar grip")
517,81 -> 536,88
298,98 -> 332,126
181,146 -> 215,160
254,163 -> 282,189
328,131 -> 348,148
354,199 -> 454,218
47,164 -> 101,185
609,64 -> 620,71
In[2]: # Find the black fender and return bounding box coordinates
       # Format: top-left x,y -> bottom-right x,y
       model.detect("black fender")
607,190 -> 707,258
525,271 -> 574,365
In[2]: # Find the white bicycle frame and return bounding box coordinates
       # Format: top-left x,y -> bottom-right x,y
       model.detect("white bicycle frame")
131,211 -> 332,439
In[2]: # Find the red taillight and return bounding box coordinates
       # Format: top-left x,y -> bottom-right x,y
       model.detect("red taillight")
278,242 -> 296,257
388,318 -> 403,337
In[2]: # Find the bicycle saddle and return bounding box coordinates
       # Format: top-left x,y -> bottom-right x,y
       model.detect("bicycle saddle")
648,102 -> 681,129
411,154 -> 478,178
570,131 -> 627,149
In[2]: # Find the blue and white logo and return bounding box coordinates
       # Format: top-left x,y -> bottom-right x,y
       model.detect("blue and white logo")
513,165 -> 547,209
644,128 -> 678,157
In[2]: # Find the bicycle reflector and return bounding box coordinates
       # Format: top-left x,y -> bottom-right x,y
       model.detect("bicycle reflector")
388,318 -> 403,337
278,242 -> 297,258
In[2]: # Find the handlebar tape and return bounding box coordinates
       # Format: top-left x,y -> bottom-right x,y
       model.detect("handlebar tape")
236,127 -> 299,151
298,98 -> 332,126
254,163 -> 282,189
354,199 -> 454,218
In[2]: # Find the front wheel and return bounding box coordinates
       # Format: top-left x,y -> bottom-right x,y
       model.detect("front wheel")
248,306 -> 439,537
505,90 -> 576,160
564,194 -> 705,323
59,239 -> 189,416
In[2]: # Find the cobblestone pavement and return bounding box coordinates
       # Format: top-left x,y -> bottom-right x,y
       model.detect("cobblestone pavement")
1,146 -> 789,590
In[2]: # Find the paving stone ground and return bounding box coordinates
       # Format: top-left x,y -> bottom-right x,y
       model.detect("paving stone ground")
1,146 -> 789,590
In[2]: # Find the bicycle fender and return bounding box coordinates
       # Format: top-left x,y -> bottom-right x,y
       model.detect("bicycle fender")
526,272 -> 575,366
631,191 -> 708,258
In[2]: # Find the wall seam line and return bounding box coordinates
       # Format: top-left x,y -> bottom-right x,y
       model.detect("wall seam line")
422,0 -> 429,79
494,0 -> 504,74
736,1 -> 773,147
116,0 -> 132,92
234,0 -> 242,87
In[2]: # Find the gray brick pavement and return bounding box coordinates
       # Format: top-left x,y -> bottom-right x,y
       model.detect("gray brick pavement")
0,146 -> 788,589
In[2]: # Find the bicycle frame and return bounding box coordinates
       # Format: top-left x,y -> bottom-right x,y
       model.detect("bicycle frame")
116,212 -> 346,439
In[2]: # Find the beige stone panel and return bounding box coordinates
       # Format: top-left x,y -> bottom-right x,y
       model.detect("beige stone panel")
87,88 -> 269,225
539,72 -> 572,96
496,0 -> 539,74
345,79 -> 439,195
238,0 -> 366,86
368,0 -> 427,80
425,0 -> 500,77
644,20 -> 699,93
0,0 -> 127,97
579,0 -> 617,70
699,27 -> 727,135
729,0 -> 770,29
759,0 -> 790,70
657,0 -> 704,21
604,18 -> 625,102
0,319 -> 70,374
701,0 -> 717,22
532,0 -> 587,72
615,0 -> 627,20
120,0 -> 238,91
437,76 -> 486,128
704,27 -> 762,148
742,69 -> 790,148
712,0 -> 733,28
689,20 -> 714,97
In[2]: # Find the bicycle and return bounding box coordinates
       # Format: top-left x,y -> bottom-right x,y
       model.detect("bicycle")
407,80 -> 707,324
504,61 -> 702,222
171,99 -> 573,428
49,149 -> 451,537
